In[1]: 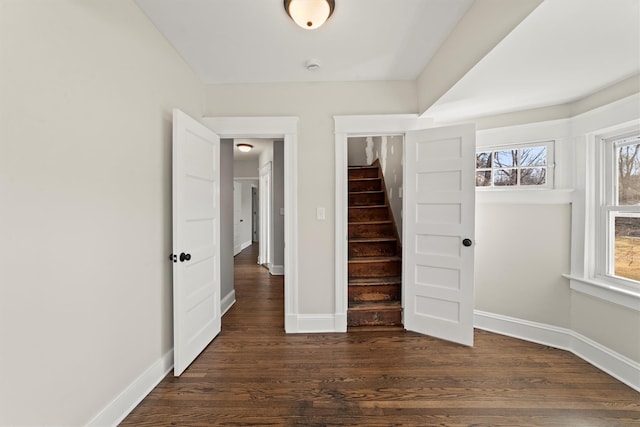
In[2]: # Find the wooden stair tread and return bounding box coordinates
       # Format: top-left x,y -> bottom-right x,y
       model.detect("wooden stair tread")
349,301 -> 402,311
349,237 -> 396,243
349,190 -> 384,194
349,165 -> 378,169
349,204 -> 387,209
349,256 -> 401,263
349,220 -> 392,225
348,276 -> 401,285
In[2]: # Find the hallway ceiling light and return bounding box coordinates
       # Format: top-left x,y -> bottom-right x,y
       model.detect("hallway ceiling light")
284,0 -> 335,30
237,143 -> 253,152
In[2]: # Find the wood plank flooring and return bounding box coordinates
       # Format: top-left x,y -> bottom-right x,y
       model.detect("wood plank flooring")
121,244 -> 639,426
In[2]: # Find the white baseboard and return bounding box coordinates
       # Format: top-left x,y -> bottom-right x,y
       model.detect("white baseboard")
334,313 -> 347,332
240,240 -> 252,251
285,314 -> 338,333
221,289 -> 236,316
87,349 -> 173,427
474,310 -> 640,392
269,264 -> 284,275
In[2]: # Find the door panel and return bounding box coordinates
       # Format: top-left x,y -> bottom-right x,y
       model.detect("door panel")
404,124 -> 475,346
172,109 -> 221,376
233,181 -> 242,255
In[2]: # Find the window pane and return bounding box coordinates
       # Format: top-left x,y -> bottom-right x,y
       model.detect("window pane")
521,167 -> 546,185
476,170 -> 492,186
494,150 -> 517,167
613,215 -> 640,282
521,146 -> 547,167
494,169 -> 517,186
617,143 -> 640,206
476,152 -> 492,169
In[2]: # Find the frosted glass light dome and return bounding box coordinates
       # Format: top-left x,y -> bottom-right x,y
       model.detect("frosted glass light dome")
285,0 -> 335,30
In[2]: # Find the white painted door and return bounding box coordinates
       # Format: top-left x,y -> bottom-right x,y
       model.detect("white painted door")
403,124 -> 476,346
233,181 -> 242,255
172,109 -> 221,376
259,162 -> 272,266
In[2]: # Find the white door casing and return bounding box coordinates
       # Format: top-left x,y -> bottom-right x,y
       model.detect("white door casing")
403,124 -> 476,346
259,162 -> 272,266
201,116 -> 299,333
172,109 -> 221,376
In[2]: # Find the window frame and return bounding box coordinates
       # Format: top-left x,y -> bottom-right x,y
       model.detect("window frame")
475,140 -> 555,190
596,132 -> 640,288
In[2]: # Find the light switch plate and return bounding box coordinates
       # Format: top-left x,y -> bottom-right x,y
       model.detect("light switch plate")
316,207 -> 325,220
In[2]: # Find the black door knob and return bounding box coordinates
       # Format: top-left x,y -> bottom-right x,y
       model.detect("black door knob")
179,252 -> 191,262
462,238 -> 473,247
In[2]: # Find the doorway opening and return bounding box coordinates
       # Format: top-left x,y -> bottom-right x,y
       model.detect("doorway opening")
335,116 -> 476,345
231,138 -> 285,276
346,135 -> 404,328
204,116 -> 299,333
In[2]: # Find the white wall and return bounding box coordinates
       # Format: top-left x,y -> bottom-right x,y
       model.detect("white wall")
204,81 -> 418,313
372,135 -> 403,239
475,203 -> 572,327
272,141 -> 285,271
234,158 -> 259,178
0,1 -> 204,425
347,135 -> 404,240
474,95 -> 640,364
220,140 -> 234,304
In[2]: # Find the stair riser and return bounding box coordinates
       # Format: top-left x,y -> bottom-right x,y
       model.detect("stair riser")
349,207 -> 388,222
349,285 -> 400,303
349,192 -> 385,206
349,241 -> 397,257
347,309 -> 402,327
349,168 -> 378,179
349,223 -> 394,239
349,179 -> 381,192
349,260 -> 401,278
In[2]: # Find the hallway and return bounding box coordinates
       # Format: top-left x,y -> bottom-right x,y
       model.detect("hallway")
121,244 -> 639,426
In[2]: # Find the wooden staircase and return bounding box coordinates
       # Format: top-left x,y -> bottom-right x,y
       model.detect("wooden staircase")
348,160 -> 402,327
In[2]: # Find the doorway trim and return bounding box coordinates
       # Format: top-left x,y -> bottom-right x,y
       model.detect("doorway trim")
334,114 -> 434,332
258,161 -> 272,267
203,116 -> 299,333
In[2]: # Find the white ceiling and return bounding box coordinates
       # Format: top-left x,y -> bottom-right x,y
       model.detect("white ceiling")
134,0 -> 473,83
425,0 -> 640,122
232,138 -> 272,161
135,0 -> 640,121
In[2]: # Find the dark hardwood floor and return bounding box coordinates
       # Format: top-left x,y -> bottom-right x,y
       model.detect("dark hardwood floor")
121,243 -> 639,426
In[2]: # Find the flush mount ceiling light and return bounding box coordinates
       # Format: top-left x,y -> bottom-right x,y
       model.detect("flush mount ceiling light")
284,0 -> 335,30
236,143 -> 253,152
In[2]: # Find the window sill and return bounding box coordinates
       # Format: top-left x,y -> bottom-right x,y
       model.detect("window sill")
476,188 -> 574,205
563,274 -> 640,312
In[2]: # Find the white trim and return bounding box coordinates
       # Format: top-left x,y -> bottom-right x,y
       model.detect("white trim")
476,188 -> 574,205
293,314 -> 337,333
204,116 -> 298,136
87,350 -> 174,427
221,290 -> 236,316
202,116 -> 299,333
233,238 -> 253,256
474,310 -> 640,393
269,265 -> 284,275
240,240 -> 252,252
233,176 -> 259,181
565,275 -> 640,312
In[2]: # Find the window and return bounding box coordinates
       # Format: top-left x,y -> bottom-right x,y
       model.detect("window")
476,141 -> 553,188
600,133 -> 640,284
